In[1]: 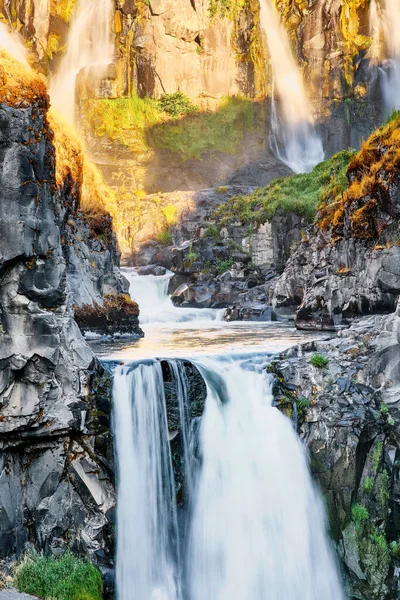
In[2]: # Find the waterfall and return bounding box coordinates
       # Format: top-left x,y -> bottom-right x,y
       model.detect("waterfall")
33,0 -> 50,60
259,0 -> 324,173
113,360 -> 182,600
380,0 -> 400,113
0,22 -> 28,65
113,354 -> 345,600
49,0 -> 114,123
124,268 -> 224,325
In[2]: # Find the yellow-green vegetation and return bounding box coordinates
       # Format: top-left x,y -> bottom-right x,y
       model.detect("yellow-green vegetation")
15,552 -> 103,600
50,0 -> 78,24
85,95 -> 255,161
214,150 -> 354,227
158,91 -> 198,117
209,0 -> 248,17
84,95 -> 163,152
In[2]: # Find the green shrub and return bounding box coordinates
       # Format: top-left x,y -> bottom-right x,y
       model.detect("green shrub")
158,91 -> 198,117
351,503 -> 370,530
216,258 -> 233,274
15,552 -> 103,600
157,229 -> 173,246
310,353 -> 329,368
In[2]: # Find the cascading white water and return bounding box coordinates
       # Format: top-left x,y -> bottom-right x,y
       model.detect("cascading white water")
113,360 -> 182,600
113,354 -> 345,600
49,0 -> 114,122
259,0 -> 324,173
124,268 -> 224,325
0,22 -> 29,65
380,0 -> 400,113
189,356 -> 344,600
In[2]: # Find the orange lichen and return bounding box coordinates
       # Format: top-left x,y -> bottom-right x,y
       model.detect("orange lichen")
0,51 -> 48,108
317,112 -> 400,240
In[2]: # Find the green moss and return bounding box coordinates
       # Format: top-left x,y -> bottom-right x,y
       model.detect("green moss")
149,96 -> 255,161
214,150 -> 355,227
204,225 -> 221,240
15,553 -> 103,600
85,95 -> 255,162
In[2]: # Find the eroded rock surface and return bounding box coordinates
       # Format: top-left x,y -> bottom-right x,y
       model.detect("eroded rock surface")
0,100 -> 116,565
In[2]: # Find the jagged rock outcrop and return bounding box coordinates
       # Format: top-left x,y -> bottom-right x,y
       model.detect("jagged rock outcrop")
270,303 -> 400,600
0,57 -> 136,567
273,116 -> 400,330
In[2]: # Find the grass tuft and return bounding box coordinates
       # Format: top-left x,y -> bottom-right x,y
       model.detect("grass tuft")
15,552 -> 103,600
310,353 -> 329,368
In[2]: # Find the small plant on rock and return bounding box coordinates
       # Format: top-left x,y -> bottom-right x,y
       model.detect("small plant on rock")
157,229 -> 173,246
216,258 -> 233,275
297,396 -> 310,419
310,353 -> 329,368
185,244 -> 199,267
363,476 -> 374,493
351,503 -> 370,530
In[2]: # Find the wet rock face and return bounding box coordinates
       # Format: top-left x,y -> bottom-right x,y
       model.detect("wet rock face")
270,307 -> 400,600
0,101 -> 115,565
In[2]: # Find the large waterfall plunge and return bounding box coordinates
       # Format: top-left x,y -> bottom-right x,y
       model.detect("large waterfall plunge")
49,0 -> 114,123
259,0 -> 324,173
113,355 -> 345,600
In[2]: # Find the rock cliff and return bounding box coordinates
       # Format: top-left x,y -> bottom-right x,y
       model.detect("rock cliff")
0,53 -> 140,567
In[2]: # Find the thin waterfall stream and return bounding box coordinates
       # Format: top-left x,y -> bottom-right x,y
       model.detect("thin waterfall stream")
112,353 -> 346,600
259,0 -> 324,173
